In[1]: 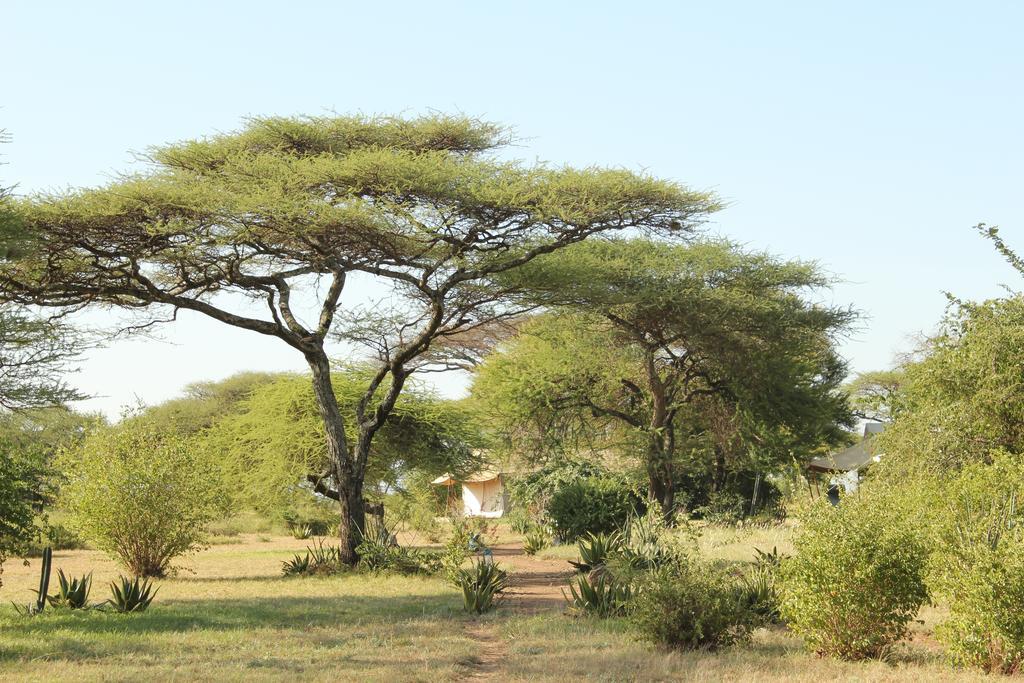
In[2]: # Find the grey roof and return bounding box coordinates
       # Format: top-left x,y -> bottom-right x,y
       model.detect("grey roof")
807,423 -> 885,473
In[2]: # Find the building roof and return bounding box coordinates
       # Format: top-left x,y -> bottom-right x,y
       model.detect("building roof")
806,423 -> 885,474
431,470 -> 503,485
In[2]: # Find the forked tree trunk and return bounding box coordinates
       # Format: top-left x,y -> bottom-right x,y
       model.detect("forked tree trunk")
306,350 -> 365,565
647,438 -> 676,524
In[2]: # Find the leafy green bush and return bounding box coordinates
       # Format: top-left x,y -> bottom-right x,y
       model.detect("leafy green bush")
739,546 -> 785,625
547,477 -> 641,542
630,562 -> 755,650
58,420 -> 229,577
0,447 -> 41,589
457,559 -> 509,614
779,498 -> 929,660
564,571 -> 632,617
928,454 -> 1024,673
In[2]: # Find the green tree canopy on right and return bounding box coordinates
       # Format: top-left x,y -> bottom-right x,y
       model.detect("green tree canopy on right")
475,239 -> 854,516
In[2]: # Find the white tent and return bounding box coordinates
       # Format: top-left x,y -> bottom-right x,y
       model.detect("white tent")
431,470 -> 508,518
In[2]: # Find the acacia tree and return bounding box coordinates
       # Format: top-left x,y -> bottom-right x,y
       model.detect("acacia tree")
0,115 -> 716,563
475,239 -> 853,516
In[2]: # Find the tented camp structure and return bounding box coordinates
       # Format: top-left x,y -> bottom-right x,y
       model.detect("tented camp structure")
431,470 -> 508,518
807,422 -> 885,502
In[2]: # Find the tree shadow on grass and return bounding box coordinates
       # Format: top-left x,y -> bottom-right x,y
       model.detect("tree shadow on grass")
0,592 -> 471,663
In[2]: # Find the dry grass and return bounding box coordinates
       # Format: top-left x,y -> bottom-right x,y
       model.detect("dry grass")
0,525 -> 990,681
0,535 -> 477,682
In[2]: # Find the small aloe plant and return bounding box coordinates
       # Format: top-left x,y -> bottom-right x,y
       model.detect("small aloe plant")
47,570 -> 93,609
108,575 -> 158,613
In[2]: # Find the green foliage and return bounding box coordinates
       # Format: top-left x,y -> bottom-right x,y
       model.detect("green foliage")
474,239 -> 855,515
779,498 -> 929,660
569,532 -> 624,573
281,540 -> 344,577
205,370 -> 484,518
877,296 -> 1024,481
14,546 -> 52,616
506,458 -> 608,520
290,524 -> 313,540
0,447 -> 41,589
926,453 -> 1024,673
630,562 -> 755,651
547,477 -> 641,542
522,528 -> 550,556
457,559 -> 509,614
739,549 -> 786,625
58,419 -> 230,577
46,570 -> 92,610
354,520 -> 435,575
564,571 -> 632,617
107,575 -> 158,613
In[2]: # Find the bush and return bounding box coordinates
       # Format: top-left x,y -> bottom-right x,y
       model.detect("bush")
630,562 -> 755,650
355,519 -> 435,575
929,454 -> 1024,674
0,448 -> 41,589
57,420 -> 229,577
548,477 -> 641,542
779,498 -> 929,660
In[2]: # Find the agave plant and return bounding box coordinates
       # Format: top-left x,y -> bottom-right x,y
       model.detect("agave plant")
47,570 -> 93,609
108,575 -> 158,613
569,532 -> 623,573
290,524 -> 313,540
282,552 -> 313,576
458,559 -> 509,614
563,571 -> 632,617
523,528 -> 550,556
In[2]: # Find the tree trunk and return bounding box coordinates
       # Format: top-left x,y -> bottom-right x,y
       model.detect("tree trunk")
305,349 -> 364,565
647,440 -> 676,523
712,443 -> 727,492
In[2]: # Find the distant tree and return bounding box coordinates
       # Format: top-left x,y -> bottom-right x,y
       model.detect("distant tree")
474,239 -> 854,518
204,369 -> 485,517
845,369 -> 905,423
877,295 -> 1024,481
0,115 -> 715,562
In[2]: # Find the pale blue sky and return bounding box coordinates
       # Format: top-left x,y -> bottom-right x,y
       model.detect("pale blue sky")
4,1 -> 1023,416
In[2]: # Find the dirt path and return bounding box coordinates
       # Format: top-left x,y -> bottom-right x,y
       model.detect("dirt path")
458,543 -> 573,680
489,543 -> 574,612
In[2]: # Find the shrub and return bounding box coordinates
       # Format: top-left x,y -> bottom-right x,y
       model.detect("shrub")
547,477 -> 641,542
0,447 -> 41,589
929,455 -> 1024,674
739,546 -> 785,625
57,420 -> 229,577
631,562 -> 755,650
779,498 -> 929,660
458,559 -> 509,614
282,540 -> 345,577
